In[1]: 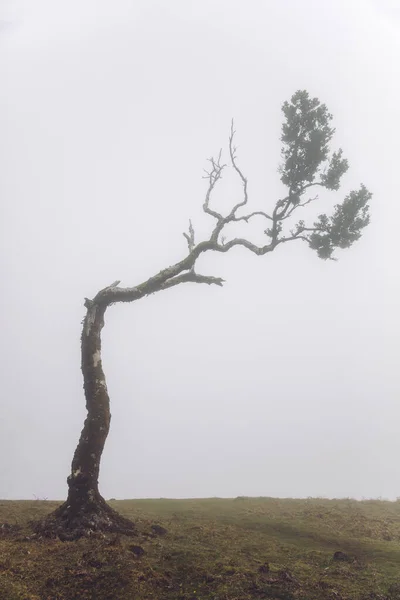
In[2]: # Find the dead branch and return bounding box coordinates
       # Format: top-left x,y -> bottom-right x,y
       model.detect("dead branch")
202,150 -> 226,221
227,120 -> 249,217
159,271 -> 224,290
183,219 -> 195,253
233,210 -> 273,223
90,124 -> 335,311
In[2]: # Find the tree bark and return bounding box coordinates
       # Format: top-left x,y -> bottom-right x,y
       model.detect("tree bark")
68,300 -> 110,514
32,270 -> 225,540
33,298 -> 136,539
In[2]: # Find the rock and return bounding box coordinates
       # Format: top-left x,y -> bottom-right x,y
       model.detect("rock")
87,558 -> 104,568
258,562 -> 270,573
128,545 -> 145,557
333,551 -> 350,562
151,524 -> 167,536
58,531 -> 76,542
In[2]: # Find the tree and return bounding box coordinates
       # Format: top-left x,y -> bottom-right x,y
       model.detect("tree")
34,90 -> 371,540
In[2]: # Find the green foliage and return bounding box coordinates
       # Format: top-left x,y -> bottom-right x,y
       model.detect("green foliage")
308,185 -> 372,259
321,149 -> 349,191
280,90 -> 336,191
278,90 -> 371,259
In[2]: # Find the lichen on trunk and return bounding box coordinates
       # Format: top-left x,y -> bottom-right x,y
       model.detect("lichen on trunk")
70,301 -> 109,503
33,297 -> 136,539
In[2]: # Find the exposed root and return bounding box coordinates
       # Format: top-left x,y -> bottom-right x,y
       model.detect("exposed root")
31,498 -> 136,541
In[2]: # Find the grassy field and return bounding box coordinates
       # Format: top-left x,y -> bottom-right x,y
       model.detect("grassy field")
1,497 -> 400,599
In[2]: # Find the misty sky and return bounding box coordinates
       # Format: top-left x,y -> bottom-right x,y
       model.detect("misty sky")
1,0 -> 399,501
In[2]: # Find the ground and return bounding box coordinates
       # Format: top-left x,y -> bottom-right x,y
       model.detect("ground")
1,497 -> 400,599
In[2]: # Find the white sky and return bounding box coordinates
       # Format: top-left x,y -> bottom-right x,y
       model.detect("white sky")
1,0 -> 399,501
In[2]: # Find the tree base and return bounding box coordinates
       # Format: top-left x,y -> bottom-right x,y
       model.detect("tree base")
32,497 -> 136,541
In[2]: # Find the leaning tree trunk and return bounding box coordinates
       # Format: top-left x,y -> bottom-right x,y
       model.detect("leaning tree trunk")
31,262 -> 222,540
31,247 -> 222,540
33,296 -> 136,539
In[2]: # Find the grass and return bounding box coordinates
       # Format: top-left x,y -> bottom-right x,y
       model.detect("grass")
1,497 -> 400,599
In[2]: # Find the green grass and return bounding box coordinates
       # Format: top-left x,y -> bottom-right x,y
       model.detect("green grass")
1,497 -> 400,599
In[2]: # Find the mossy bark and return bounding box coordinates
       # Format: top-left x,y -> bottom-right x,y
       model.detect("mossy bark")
34,299 -> 135,539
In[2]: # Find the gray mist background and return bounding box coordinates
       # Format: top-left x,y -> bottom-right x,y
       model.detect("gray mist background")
1,0 -> 399,501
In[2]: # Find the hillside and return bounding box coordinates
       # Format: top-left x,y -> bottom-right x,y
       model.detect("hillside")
1,497 -> 400,599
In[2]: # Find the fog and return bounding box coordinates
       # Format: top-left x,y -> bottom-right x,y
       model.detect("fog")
1,0 -> 399,501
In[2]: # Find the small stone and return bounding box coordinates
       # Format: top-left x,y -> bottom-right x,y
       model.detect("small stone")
87,558 -> 104,568
58,532 -> 76,542
333,551 -> 350,562
258,562 -> 270,573
128,545 -> 145,557
151,524 -> 167,536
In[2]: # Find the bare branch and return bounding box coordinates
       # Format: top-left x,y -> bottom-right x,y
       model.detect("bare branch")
227,120 -> 249,217
299,181 -> 325,194
89,116 -> 354,311
202,150 -> 226,221
217,234 -> 309,255
271,181 -> 324,225
233,210 -> 272,223
278,233 -> 310,244
159,271 -> 224,290
281,194 -> 318,220
183,219 -> 195,253
207,122 -> 256,244
91,218 -> 317,310
288,222 -> 325,238
200,124 -> 274,248
216,238 -> 274,255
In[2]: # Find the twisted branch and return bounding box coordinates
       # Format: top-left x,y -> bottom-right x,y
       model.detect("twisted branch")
202,150 -> 226,221
87,122 -> 332,311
